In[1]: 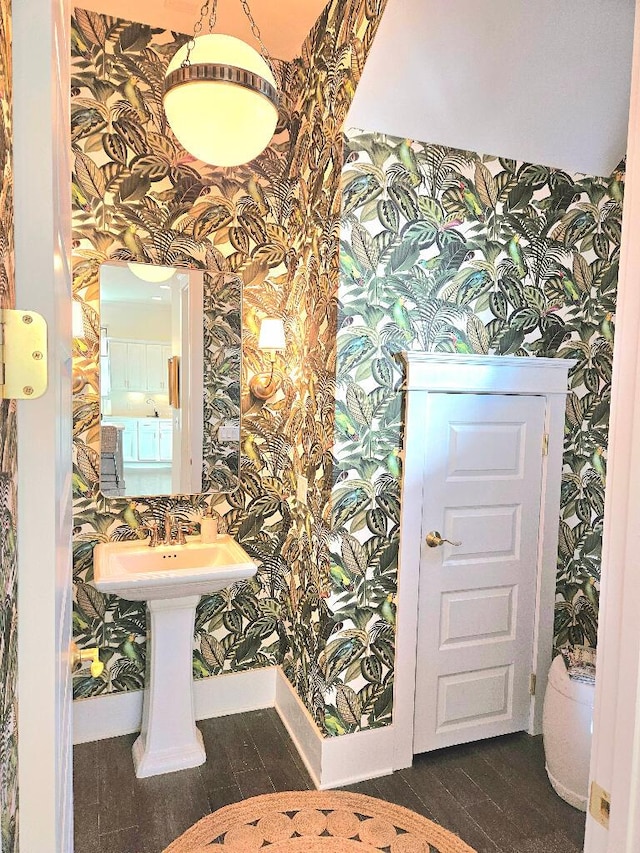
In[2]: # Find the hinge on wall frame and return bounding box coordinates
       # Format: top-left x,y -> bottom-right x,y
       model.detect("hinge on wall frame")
589,781 -> 611,829
0,309 -> 48,400
542,433 -> 549,456
529,673 -> 537,695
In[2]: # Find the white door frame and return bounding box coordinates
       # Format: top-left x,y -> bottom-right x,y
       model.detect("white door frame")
393,353 -> 573,770
7,1 -> 640,846
14,0 -> 73,850
584,2 -> 640,850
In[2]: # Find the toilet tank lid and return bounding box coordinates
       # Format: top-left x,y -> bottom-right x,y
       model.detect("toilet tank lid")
548,654 -> 596,707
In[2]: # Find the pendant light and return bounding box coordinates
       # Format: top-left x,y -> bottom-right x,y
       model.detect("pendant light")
163,0 -> 279,167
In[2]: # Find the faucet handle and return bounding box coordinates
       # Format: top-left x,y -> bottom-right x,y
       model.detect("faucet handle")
141,519 -> 159,548
163,511 -> 176,544
176,522 -> 194,546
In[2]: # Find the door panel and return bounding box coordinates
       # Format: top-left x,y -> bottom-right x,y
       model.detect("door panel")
440,585 -> 516,647
443,504 -> 521,561
413,392 -> 546,753
446,422 -> 526,479
437,664 -> 514,730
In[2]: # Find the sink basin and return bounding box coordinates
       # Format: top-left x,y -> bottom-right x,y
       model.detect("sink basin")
92,534 -> 258,779
93,534 -> 257,601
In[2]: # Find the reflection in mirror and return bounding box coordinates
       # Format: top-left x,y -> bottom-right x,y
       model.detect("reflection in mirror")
99,262 -> 241,498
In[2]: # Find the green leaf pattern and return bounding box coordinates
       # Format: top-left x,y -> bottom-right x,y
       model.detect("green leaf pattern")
327,129 -> 623,732
70,2 -> 388,743
68,6 -> 619,742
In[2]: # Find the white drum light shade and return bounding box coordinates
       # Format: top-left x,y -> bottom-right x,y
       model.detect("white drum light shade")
250,317 -> 286,399
257,318 -> 286,351
164,34 -> 279,167
127,263 -> 176,283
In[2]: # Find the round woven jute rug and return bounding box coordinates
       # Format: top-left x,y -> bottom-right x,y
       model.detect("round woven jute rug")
163,790 -> 477,853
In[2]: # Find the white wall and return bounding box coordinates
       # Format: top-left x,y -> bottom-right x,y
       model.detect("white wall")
348,0 -> 635,176
101,301 -> 171,341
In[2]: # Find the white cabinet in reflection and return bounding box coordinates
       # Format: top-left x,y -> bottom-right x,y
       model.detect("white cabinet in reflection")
108,340 -> 129,390
108,340 -> 146,391
107,339 -> 171,394
104,417 -> 172,464
138,420 -> 160,461
121,420 -> 138,462
127,343 -> 147,390
159,421 -> 172,461
146,344 -> 171,392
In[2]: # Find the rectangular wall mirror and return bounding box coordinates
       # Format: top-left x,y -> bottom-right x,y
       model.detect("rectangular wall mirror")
98,262 -> 241,498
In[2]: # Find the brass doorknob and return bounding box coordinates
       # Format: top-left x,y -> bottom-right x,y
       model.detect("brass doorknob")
425,530 -> 462,548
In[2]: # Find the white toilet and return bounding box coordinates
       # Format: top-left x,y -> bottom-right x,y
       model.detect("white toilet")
542,654 -> 596,811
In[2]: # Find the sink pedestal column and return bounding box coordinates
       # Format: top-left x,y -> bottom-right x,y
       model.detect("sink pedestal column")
132,595 -> 206,778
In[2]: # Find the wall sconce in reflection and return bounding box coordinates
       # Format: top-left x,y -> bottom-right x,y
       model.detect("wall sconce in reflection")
249,318 -> 286,400
168,356 -> 180,408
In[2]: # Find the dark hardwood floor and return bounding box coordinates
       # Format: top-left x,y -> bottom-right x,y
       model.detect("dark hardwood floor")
73,709 -> 586,853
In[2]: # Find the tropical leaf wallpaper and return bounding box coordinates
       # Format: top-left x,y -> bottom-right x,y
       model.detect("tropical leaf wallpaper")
0,0 -> 18,848
200,273 -> 242,494
71,1 -> 619,741
324,128 -> 622,732
71,0 -> 387,732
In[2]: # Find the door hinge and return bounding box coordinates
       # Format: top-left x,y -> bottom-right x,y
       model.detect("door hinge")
529,673 -> 537,695
589,781 -> 611,829
0,309 -> 48,400
542,433 -> 549,456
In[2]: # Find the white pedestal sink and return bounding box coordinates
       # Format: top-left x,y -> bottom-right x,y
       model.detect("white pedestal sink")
94,535 -> 257,778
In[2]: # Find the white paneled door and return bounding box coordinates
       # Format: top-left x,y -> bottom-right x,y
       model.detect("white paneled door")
413,392 -> 546,753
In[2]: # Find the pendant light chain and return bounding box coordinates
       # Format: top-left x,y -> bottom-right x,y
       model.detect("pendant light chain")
163,0 -> 280,166
208,0 -> 218,31
238,0 -> 276,75
181,0 -> 276,76
183,0 -> 215,67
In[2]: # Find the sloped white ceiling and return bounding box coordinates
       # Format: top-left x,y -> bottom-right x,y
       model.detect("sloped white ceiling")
348,0 -> 635,176
76,0 -> 329,61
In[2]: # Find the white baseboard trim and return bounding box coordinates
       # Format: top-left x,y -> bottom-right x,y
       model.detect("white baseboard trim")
320,724 -> 396,788
273,669 -> 396,789
194,666 -> 277,720
74,689 -> 143,745
73,665 -> 397,788
73,667 -> 277,745
274,669 -> 322,787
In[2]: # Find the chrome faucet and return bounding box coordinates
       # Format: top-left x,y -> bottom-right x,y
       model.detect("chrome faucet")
146,397 -> 159,417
